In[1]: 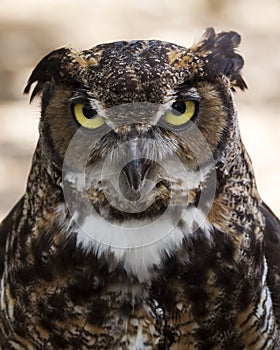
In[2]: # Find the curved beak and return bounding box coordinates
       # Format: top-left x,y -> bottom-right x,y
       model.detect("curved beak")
121,158 -> 152,191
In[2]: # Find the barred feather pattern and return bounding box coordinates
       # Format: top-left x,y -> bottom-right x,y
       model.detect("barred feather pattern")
0,28 -> 280,349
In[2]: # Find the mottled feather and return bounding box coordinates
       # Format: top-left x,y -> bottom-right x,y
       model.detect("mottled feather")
0,28 -> 279,349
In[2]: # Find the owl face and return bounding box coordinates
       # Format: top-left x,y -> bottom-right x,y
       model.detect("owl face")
24,29 -> 246,273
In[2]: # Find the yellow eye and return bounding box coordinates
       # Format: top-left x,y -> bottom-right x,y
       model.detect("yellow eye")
164,100 -> 196,127
72,103 -> 105,129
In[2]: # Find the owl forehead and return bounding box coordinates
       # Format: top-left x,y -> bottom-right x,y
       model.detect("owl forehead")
71,40 -> 205,105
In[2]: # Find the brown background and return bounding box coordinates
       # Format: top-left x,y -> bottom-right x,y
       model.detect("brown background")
0,0 -> 279,220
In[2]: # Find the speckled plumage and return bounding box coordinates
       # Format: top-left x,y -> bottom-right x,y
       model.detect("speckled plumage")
0,28 -> 280,349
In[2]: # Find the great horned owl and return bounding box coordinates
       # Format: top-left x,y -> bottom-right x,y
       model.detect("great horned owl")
0,28 -> 280,349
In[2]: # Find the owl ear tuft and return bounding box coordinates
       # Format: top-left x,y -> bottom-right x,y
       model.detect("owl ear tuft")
24,47 -> 73,102
195,28 -> 247,90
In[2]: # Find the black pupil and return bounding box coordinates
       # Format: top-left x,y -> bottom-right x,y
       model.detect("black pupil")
171,101 -> 186,116
82,105 -> 98,119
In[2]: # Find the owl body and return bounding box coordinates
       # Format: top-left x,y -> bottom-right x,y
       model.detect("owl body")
0,28 -> 280,349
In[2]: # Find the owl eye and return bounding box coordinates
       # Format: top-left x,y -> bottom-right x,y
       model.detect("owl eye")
164,100 -> 197,127
72,103 -> 105,129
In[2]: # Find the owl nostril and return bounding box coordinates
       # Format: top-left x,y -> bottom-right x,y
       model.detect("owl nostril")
121,158 -> 152,192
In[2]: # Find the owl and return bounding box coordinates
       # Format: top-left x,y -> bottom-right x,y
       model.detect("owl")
0,27 -> 280,349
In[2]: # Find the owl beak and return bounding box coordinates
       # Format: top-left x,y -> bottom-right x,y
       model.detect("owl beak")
121,158 -> 152,193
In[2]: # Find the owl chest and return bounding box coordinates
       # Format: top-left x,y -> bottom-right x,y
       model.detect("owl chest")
0,219 -> 276,349
2,265 -> 275,350
1,275 -> 192,349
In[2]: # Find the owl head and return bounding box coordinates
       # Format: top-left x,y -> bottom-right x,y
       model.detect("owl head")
24,28 -> 246,276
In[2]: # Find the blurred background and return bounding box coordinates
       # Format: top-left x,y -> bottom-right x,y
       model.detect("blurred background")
0,0 -> 279,220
